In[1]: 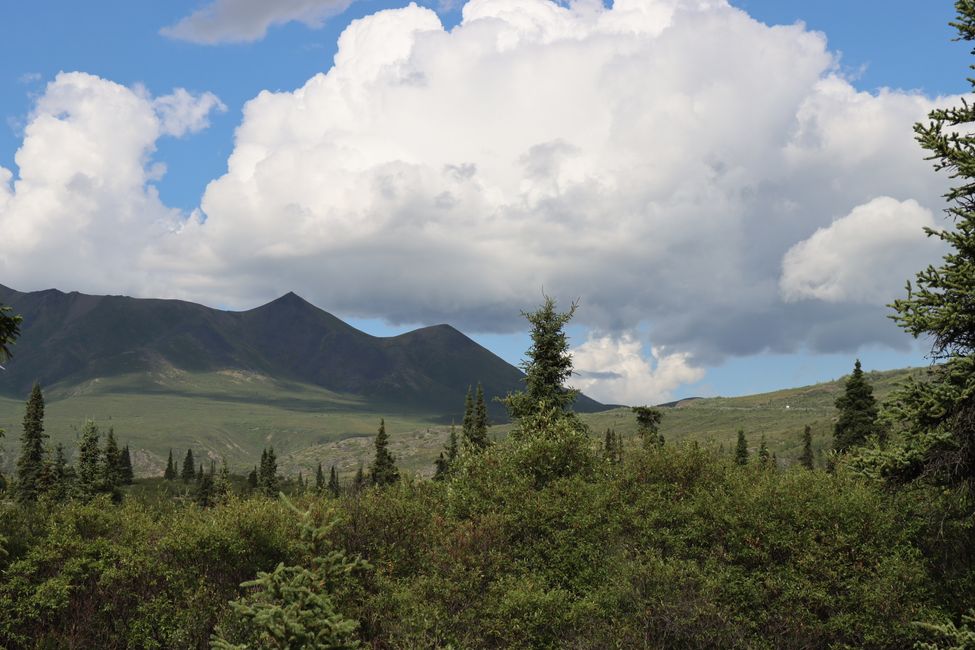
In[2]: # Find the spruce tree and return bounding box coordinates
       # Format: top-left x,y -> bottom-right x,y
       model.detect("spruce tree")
446,424 -> 458,465
196,465 -> 204,484
370,419 -> 399,487
119,445 -> 134,484
433,452 -> 449,480
259,447 -> 279,497
735,428 -> 749,466
0,303 -> 22,365
316,462 -> 325,494
353,463 -> 365,492
461,387 -> 475,447
181,449 -> 195,483
102,428 -> 123,502
879,7 -> 975,495
15,383 -> 47,504
503,295 -> 579,418
196,467 -> 215,508
214,458 -> 232,501
164,449 -> 176,480
210,502 -> 367,648
470,383 -> 489,450
758,435 -> 770,466
49,443 -> 71,502
834,360 -> 880,453
632,406 -> 664,449
247,466 -> 258,490
800,425 -> 815,469
328,465 -> 340,498
76,419 -> 101,500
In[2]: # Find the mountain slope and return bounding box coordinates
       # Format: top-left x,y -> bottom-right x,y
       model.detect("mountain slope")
0,285 -> 604,417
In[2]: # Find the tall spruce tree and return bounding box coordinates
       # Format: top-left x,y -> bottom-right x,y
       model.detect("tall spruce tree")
49,443 -> 71,502
119,445 -> 134,484
328,465 -> 340,498
102,428 -> 123,502
164,449 -> 176,480
214,458 -> 232,501
800,425 -> 815,469
370,419 -> 399,487
461,387 -> 475,447
316,462 -> 325,494
470,384 -> 489,450
259,447 -> 279,497
875,1 -> 975,496
181,449 -> 195,483
76,419 -> 101,500
247,466 -> 258,490
834,360 -> 880,453
735,428 -> 749,466
196,466 -> 215,507
503,295 -> 578,418
16,383 -> 47,503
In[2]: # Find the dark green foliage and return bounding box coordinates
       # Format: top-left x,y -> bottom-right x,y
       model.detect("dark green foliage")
472,383 -> 489,450
328,465 -> 340,498
0,303 -> 22,364
433,452 -> 449,481
197,465 -> 204,484
120,444 -> 134,484
602,427 -> 622,464
834,360 -> 880,452
48,443 -> 72,502
76,419 -> 101,500
735,428 -> 749,466
758,434 -> 770,466
353,464 -> 365,492
164,449 -> 176,480
632,405 -> 664,448
370,419 -> 399,487
461,387 -> 474,447
15,383 -> 46,504
0,497 -> 299,648
196,468 -> 215,508
504,296 -> 578,419
316,462 -> 325,494
259,447 -> 280,497
215,459 -> 232,501
434,425 -> 460,480
800,425 -> 815,469
248,466 -> 258,490
879,3 -> 975,497
181,448 -> 195,483
211,500 -> 368,649
102,427 -> 123,502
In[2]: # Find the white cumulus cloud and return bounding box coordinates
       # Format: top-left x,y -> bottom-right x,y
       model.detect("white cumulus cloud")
572,333 -> 705,405
161,0 -> 355,44
0,73 -> 223,295
0,0 -> 961,402
780,197 -> 943,304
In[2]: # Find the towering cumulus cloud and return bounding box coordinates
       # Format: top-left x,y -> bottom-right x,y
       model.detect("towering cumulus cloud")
0,73 -> 223,296
0,0 -> 956,402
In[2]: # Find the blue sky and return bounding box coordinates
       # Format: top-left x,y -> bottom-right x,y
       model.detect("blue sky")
0,0 -> 964,402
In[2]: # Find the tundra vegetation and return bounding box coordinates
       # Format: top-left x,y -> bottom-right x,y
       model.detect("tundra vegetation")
3,3 -> 975,648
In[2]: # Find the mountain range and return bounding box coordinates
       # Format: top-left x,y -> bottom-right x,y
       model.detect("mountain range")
0,284 -> 604,419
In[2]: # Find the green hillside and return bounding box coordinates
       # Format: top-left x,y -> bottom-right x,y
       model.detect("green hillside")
574,366 -> 928,464
0,370 -> 445,479
0,365 -> 927,480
